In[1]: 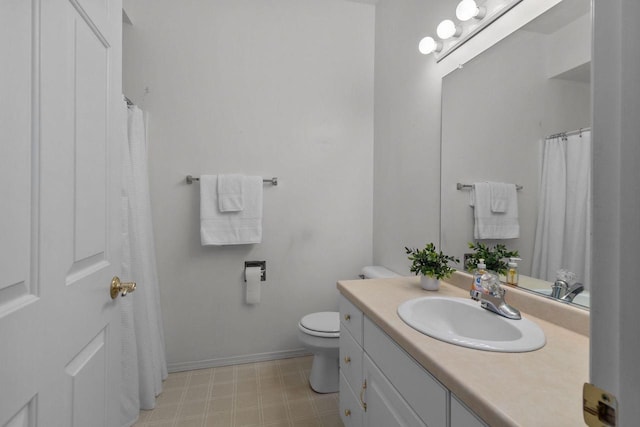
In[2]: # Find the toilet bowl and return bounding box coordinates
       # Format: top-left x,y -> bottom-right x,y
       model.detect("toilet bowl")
297,312 -> 340,393
297,266 -> 399,393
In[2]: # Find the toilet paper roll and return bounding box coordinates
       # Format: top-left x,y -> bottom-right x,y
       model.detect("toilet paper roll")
245,266 -> 262,305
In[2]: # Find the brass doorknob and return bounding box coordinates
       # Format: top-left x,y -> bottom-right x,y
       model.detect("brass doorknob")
110,276 -> 136,299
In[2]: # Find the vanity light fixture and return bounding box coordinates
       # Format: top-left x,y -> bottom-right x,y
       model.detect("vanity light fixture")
418,0 -> 523,62
456,0 -> 486,22
436,19 -> 463,40
418,36 -> 443,55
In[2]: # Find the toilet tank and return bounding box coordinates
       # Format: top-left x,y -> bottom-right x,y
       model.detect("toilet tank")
360,266 -> 400,279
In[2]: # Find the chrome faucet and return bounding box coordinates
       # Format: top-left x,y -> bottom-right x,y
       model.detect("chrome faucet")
471,282 -> 521,320
550,278 -> 569,299
551,276 -> 584,302
559,282 -> 585,302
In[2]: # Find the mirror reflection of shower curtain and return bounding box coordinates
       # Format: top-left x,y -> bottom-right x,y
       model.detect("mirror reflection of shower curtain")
532,130 -> 591,290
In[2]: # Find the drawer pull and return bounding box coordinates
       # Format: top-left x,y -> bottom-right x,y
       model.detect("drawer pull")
360,380 -> 368,412
344,409 -> 351,417
344,356 -> 351,364
344,314 -> 351,321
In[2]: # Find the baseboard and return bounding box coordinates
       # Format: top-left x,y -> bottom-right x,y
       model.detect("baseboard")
167,348 -> 312,373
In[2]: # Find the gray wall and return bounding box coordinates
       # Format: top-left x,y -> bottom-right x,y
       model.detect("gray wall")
372,0 -> 449,274
123,0 -> 375,371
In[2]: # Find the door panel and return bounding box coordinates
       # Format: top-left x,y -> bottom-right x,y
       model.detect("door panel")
4,401 -> 34,427
0,1 -> 41,422
73,9 -> 108,264
64,329 -> 107,427
73,0 -> 109,33
0,0 -> 37,310
69,0 -> 109,279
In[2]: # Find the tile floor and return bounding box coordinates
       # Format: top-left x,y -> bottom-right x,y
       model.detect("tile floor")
133,356 -> 344,427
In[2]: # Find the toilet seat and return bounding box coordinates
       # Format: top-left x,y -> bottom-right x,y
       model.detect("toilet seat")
298,312 -> 339,338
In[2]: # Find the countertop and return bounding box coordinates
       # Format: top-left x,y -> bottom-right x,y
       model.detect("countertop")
337,273 -> 589,427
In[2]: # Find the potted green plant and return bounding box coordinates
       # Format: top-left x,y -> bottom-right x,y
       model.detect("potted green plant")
405,243 -> 460,291
464,242 -> 519,275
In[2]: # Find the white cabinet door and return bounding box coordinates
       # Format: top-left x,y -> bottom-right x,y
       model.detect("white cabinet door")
450,395 -> 488,427
340,372 -> 364,427
363,354 -> 427,427
364,317 -> 448,427
340,326 -> 364,394
0,0 -> 123,425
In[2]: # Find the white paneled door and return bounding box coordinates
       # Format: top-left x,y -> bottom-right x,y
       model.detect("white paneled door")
1,0 -> 124,426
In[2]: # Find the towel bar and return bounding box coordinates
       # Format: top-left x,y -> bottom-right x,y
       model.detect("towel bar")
457,182 -> 523,191
186,175 -> 278,186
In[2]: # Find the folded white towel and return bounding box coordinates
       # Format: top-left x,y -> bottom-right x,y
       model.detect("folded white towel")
217,174 -> 244,212
489,182 -> 515,213
200,175 -> 263,245
471,182 -> 519,239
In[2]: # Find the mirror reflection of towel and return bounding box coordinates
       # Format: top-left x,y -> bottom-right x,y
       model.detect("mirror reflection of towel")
471,182 -> 519,239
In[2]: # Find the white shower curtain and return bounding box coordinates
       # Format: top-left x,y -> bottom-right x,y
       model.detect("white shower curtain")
532,130 -> 591,289
120,102 -> 168,426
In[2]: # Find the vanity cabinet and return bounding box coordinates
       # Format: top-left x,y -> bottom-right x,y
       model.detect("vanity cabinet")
339,295 -> 488,427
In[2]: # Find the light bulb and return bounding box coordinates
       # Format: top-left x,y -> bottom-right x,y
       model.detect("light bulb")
456,0 -> 486,21
418,36 -> 442,55
436,20 -> 462,40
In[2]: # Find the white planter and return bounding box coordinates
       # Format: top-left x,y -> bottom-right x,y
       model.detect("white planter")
420,275 -> 440,291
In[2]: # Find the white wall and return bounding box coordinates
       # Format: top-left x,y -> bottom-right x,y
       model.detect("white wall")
372,0 -> 450,274
123,0 -> 375,370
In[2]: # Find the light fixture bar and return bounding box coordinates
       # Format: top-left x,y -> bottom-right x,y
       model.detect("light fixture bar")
417,0 -> 524,62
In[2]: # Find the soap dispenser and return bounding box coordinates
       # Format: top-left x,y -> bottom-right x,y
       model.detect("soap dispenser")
506,257 -> 522,286
470,259 -> 487,299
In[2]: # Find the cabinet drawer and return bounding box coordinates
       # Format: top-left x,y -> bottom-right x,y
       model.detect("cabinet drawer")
340,295 -> 363,344
364,317 -> 448,427
340,371 -> 364,427
451,394 -> 488,427
340,327 -> 363,391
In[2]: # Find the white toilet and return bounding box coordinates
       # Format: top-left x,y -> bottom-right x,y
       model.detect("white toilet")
297,266 -> 399,393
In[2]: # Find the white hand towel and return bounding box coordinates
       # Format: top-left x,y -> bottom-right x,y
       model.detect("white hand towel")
489,181 -> 514,213
471,182 -> 519,239
217,174 -> 244,212
200,175 -> 263,245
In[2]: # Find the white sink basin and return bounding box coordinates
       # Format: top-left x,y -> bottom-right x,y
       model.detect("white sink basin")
397,296 -> 546,352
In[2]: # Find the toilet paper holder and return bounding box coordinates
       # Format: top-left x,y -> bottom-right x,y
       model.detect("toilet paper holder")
244,261 -> 266,282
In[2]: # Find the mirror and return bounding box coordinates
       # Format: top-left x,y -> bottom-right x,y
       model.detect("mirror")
440,0 -> 591,308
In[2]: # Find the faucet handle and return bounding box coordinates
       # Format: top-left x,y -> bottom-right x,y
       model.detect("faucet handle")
488,283 -> 505,297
